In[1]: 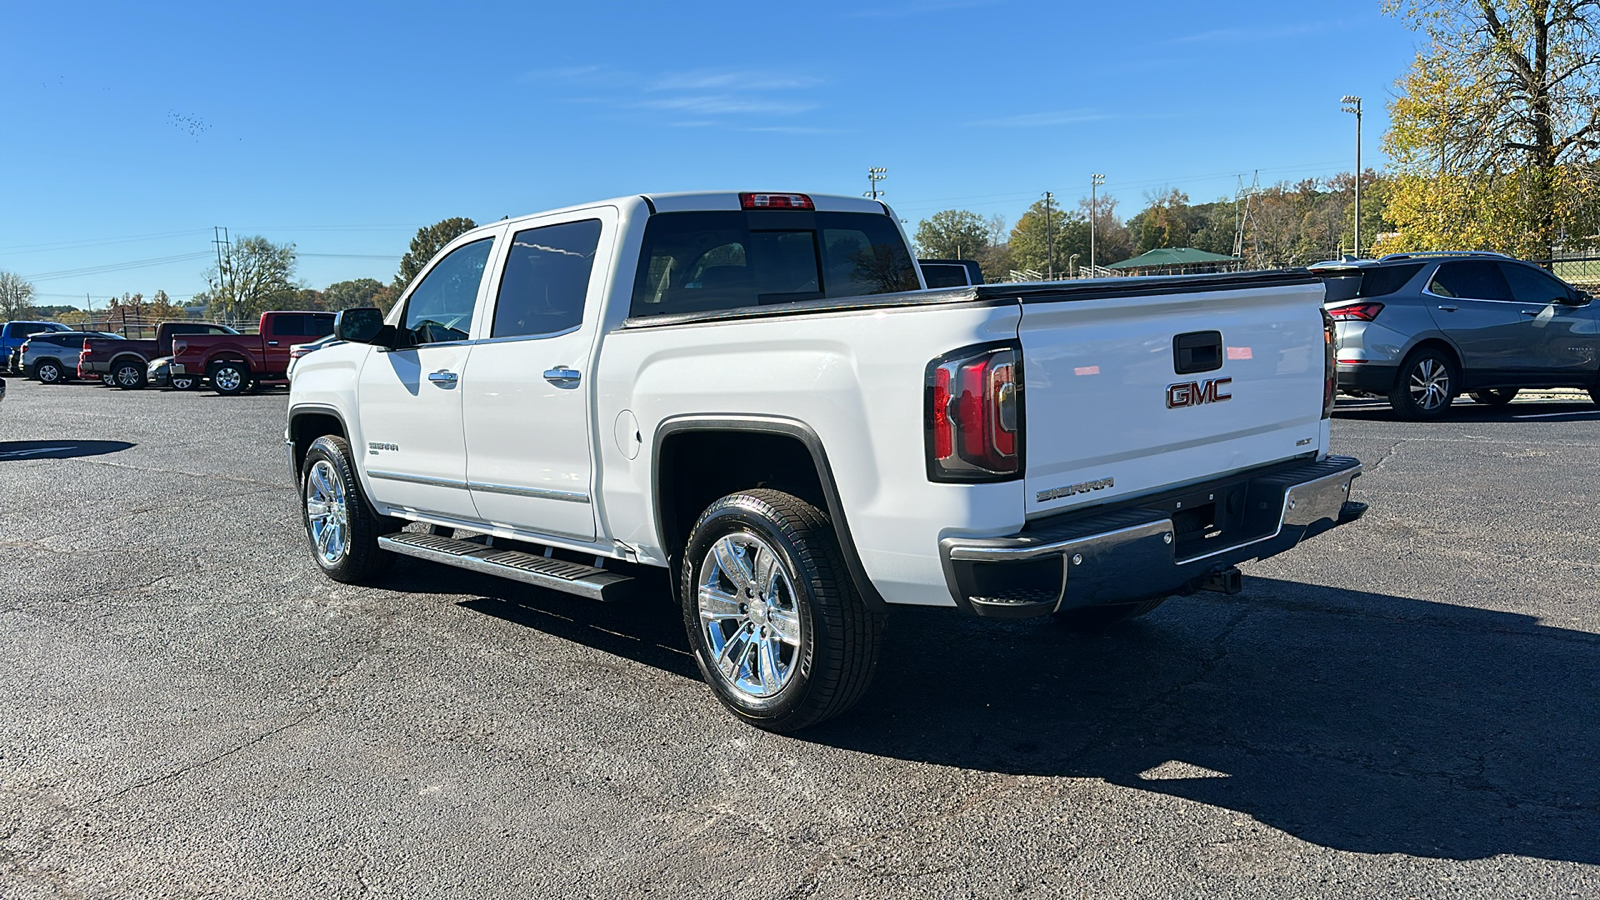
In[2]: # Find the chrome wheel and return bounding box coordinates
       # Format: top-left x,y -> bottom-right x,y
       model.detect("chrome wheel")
1408,358 -> 1451,411
101,373 -> 115,387
304,459 -> 350,566
114,365 -> 141,387
697,532 -> 803,701
36,362 -> 60,383
213,366 -> 243,393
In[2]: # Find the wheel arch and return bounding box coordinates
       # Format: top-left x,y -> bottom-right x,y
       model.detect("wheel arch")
1396,337 -> 1462,384
288,405 -> 349,478
652,416 -> 886,612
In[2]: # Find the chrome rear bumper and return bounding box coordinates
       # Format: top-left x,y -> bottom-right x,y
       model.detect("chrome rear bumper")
940,456 -> 1364,618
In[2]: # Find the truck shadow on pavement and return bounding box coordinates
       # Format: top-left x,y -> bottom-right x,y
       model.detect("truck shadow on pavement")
812,576 -> 1600,865
0,439 -> 135,461
414,560 -> 1599,865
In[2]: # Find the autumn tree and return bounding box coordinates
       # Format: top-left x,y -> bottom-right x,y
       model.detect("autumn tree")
1,271 -> 37,319
199,236 -> 300,322
321,278 -> 390,311
396,217 -> 477,293
1382,0 -> 1600,257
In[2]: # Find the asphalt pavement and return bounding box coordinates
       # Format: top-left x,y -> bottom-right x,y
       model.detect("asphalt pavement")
2,377 -> 1597,898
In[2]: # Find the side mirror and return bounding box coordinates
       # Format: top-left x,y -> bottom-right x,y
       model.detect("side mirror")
1565,290 -> 1593,307
334,307 -> 386,344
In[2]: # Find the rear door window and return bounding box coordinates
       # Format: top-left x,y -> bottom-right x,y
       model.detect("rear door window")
630,210 -> 918,318
491,219 -> 602,339
1355,264 -> 1423,297
1429,261 -> 1513,301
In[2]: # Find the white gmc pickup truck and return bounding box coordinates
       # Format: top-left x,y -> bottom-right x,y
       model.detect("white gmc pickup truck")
287,191 -> 1364,731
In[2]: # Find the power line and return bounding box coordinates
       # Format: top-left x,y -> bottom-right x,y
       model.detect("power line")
0,228 -> 213,255
23,252 -> 215,282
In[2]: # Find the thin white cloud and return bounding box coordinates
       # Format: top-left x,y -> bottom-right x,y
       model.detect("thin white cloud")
648,69 -> 821,92
968,110 -> 1112,128
643,95 -> 817,116
1160,21 -> 1343,46
525,64 -> 826,126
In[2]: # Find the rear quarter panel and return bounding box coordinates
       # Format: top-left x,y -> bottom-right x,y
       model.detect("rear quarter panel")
596,302 -> 1024,607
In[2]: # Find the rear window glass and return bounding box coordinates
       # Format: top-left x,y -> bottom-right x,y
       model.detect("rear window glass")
271,314 -> 335,338
921,263 -> 970,288
1355,264 -> 1423,297
629,210 -> 919,319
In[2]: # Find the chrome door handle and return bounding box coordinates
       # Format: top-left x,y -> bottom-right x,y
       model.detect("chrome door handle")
267,340 -> 280,346
1521,309 -> 1543,317
1436,305 -> 1458,312
543,367 -> 581,387
428,370 -> 458,387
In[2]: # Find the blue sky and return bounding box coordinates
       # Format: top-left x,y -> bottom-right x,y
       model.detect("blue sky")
1,0 -> 1420,307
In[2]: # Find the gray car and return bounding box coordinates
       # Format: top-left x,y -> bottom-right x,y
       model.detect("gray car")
1312,251 -> 1600,419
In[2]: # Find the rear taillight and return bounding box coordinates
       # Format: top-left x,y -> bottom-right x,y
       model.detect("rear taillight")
1322,308 -> 1336,419
1327,302 -> 1383,321
739,192 -> 814,210
926,344 -> 1022,481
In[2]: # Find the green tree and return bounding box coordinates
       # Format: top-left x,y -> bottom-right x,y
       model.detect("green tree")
0,271 -> 36,319
1384,0 -> 1600,256
321,278 -> 390,311
914,209 -> 992,260
201,236 -> 300,322
396,217 -> 477,293
1008,198 -> 1090,277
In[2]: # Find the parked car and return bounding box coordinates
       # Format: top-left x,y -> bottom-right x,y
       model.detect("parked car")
79,321 -> 239,390
1313,251 -> 1600,418
2,321 -> 71,374
287,190 -> 1364,732
286,334 -> 344,382
171,311 -> 335,395
918,258 -> 984,288
19,331 -> 123,384
145,355 -> 199,391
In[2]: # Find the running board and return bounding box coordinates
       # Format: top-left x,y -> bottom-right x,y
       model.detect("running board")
378,532 -> 634,601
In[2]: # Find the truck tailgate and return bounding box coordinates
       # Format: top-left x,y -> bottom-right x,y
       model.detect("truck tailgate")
1018,275 -> 1328,518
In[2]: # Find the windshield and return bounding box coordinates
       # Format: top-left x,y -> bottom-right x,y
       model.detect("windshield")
629,210 -> 919,319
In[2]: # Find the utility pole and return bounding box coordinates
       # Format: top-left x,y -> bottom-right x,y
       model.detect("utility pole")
1042,191 -> 1055,280
1089,173 -> 1105,274
212,226 -> 232,322
1341,96 -> 1362,257
864,167 -> 887,200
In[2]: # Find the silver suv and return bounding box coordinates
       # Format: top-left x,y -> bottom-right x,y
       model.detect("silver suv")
1313,252 -> 1600,419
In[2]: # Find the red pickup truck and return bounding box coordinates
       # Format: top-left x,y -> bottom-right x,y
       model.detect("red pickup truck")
170,311 -> 335,395
79,321 -> 240,390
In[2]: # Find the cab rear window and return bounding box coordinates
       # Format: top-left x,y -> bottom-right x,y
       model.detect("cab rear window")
629,210 -> 919,319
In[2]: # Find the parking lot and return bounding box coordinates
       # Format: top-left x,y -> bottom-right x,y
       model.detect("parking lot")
2,377 -> 1598,898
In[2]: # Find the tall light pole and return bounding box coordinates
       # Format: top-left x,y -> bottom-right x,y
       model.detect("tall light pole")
1341,96 -> 1362,257
1042,191 -> 1055,279
864,167 -> 887,200
1089,173 -> 1105,273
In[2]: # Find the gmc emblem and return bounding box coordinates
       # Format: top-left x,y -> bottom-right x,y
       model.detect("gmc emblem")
1167,377 -> 1232,409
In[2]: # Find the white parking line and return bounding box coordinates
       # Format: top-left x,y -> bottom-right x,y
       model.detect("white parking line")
1513,409 -> 1600,419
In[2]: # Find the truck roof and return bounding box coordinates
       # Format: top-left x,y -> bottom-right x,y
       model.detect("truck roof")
482,191 -> 897,236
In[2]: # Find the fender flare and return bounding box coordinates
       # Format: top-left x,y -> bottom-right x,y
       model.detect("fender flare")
652,414 -> 886,612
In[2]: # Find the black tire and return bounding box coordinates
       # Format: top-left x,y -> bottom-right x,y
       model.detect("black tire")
681,489 -> 883,733
170,374 -> 197,391
1470,388 -> 1518,407
1054,597 -> 1168,631
209,361 -> 250,396
31,360 -> 62,384
111,359 -> 147,390
300,435 -> 396,584
1589,386 -> 1600,407
1387,347 -> 1459,420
